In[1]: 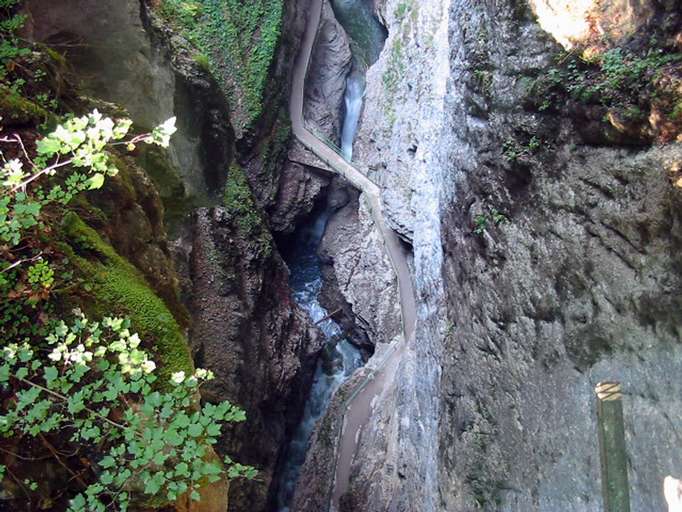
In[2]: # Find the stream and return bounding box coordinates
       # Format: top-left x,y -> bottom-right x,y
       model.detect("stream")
274,2 -> 387,509
275,211 -> 363,511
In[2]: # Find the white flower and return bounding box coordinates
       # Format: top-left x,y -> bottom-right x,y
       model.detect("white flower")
150,117 -> 177,148
3,345 -> 17,360
48,347 -> 63,362
194,368 -> 215,381
128,333 -> 141,349
141,360 -> 156,374
171,371 -> 186,384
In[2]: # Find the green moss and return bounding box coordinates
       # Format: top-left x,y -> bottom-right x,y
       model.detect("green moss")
133,145 -> 192,232
157,0 -> 284,131
260,113 -> 291,177
0,86 -> 49,125
60,212 -> 194,385
193,52 -> 211,72
222,165 -> 272,256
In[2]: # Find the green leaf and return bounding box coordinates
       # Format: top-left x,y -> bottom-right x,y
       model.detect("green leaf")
69,494 -> 86,511
86,173 -> 105,190
206,423 -> 221,437
187,423 -> 203,438
165,429 -> 183,447
0,365 -> 9,384
44,366 -> 58,384
99,455 -> 115,469
35,137 -> 61,156
175,462 -> 189,477
143,472 -> 165,496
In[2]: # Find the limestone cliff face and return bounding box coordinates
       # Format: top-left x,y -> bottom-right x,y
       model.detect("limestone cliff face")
337,0 -> 682,510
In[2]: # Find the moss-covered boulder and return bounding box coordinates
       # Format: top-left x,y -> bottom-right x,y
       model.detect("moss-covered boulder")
60,212 -> 193,384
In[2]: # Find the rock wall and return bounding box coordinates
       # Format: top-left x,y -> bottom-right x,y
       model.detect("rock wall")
338,0 -> 682,510
319,189 -> 402,350
189,207 -> 322,512
23,0 -> 233,201
21,2 -> 330,511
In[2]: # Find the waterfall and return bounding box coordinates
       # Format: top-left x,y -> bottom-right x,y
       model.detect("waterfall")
332,0 -> 387,162
340,70 -> 365,161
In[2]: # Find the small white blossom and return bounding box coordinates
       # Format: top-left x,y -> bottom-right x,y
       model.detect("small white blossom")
3,345 -> 18,360
48,345 -> 64,362
128,333 -> 141,349
141,360 -> 156,374
171,371 -> 186,384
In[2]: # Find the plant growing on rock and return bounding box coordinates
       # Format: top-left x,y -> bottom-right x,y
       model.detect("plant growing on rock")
1,311 -> 255,511
473,208 -> 509,235
0,0 -> 30,80
502,135 -> 541,162
0,111 -> 255,509
528,42 -> 682,141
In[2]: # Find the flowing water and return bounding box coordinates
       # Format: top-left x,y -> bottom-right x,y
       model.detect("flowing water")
340,70 -> 365,161
274,2 -> 388,509
275,212 -> 364,511
332,0 -> 387,162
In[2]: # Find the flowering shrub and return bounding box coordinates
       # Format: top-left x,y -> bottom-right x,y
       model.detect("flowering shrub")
0,112 -> 254,509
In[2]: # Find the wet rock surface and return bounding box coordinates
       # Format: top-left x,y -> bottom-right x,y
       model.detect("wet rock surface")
190,208 -> 322,512
319,185 -> 402,350
342,0 -> 682,511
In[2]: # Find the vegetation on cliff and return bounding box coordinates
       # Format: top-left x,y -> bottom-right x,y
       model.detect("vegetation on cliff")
0,105 -> 255,510
223,164 -> 272,256
0,13 -> 255,506
158,0 -> 285,132
526,38 -> 682,143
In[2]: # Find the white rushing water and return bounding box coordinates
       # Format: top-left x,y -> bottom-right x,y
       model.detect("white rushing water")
341,70 -> 365,162
333,0 -> 386,163
275,212 -> 363,512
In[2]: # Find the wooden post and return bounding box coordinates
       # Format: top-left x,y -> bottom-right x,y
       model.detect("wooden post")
595,381 -> 631,512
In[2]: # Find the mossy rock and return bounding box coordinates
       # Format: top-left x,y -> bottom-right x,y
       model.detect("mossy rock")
135,144 -> 191,232
0,86 -> 49,126
59,212 -> 194,385
223,165 -> 272,256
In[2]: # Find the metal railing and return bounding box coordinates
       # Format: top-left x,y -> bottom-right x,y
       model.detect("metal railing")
303,120 -> 345,159
292,2 -> 415,510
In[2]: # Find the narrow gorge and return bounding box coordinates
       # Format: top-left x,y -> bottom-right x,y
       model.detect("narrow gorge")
0,0 -> 681,512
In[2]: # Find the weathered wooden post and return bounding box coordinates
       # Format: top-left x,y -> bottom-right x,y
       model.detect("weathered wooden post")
595,381 -> 631,512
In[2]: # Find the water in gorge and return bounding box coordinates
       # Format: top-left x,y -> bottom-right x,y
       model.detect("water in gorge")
274,3 -> 387,509
332,0 -> 387,161
275,211 -> 363,511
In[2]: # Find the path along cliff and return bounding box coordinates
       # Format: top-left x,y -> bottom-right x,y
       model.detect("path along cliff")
289,0 -> 418,508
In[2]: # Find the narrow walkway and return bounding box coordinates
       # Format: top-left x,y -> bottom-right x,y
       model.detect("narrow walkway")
290,1 -> 418,509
